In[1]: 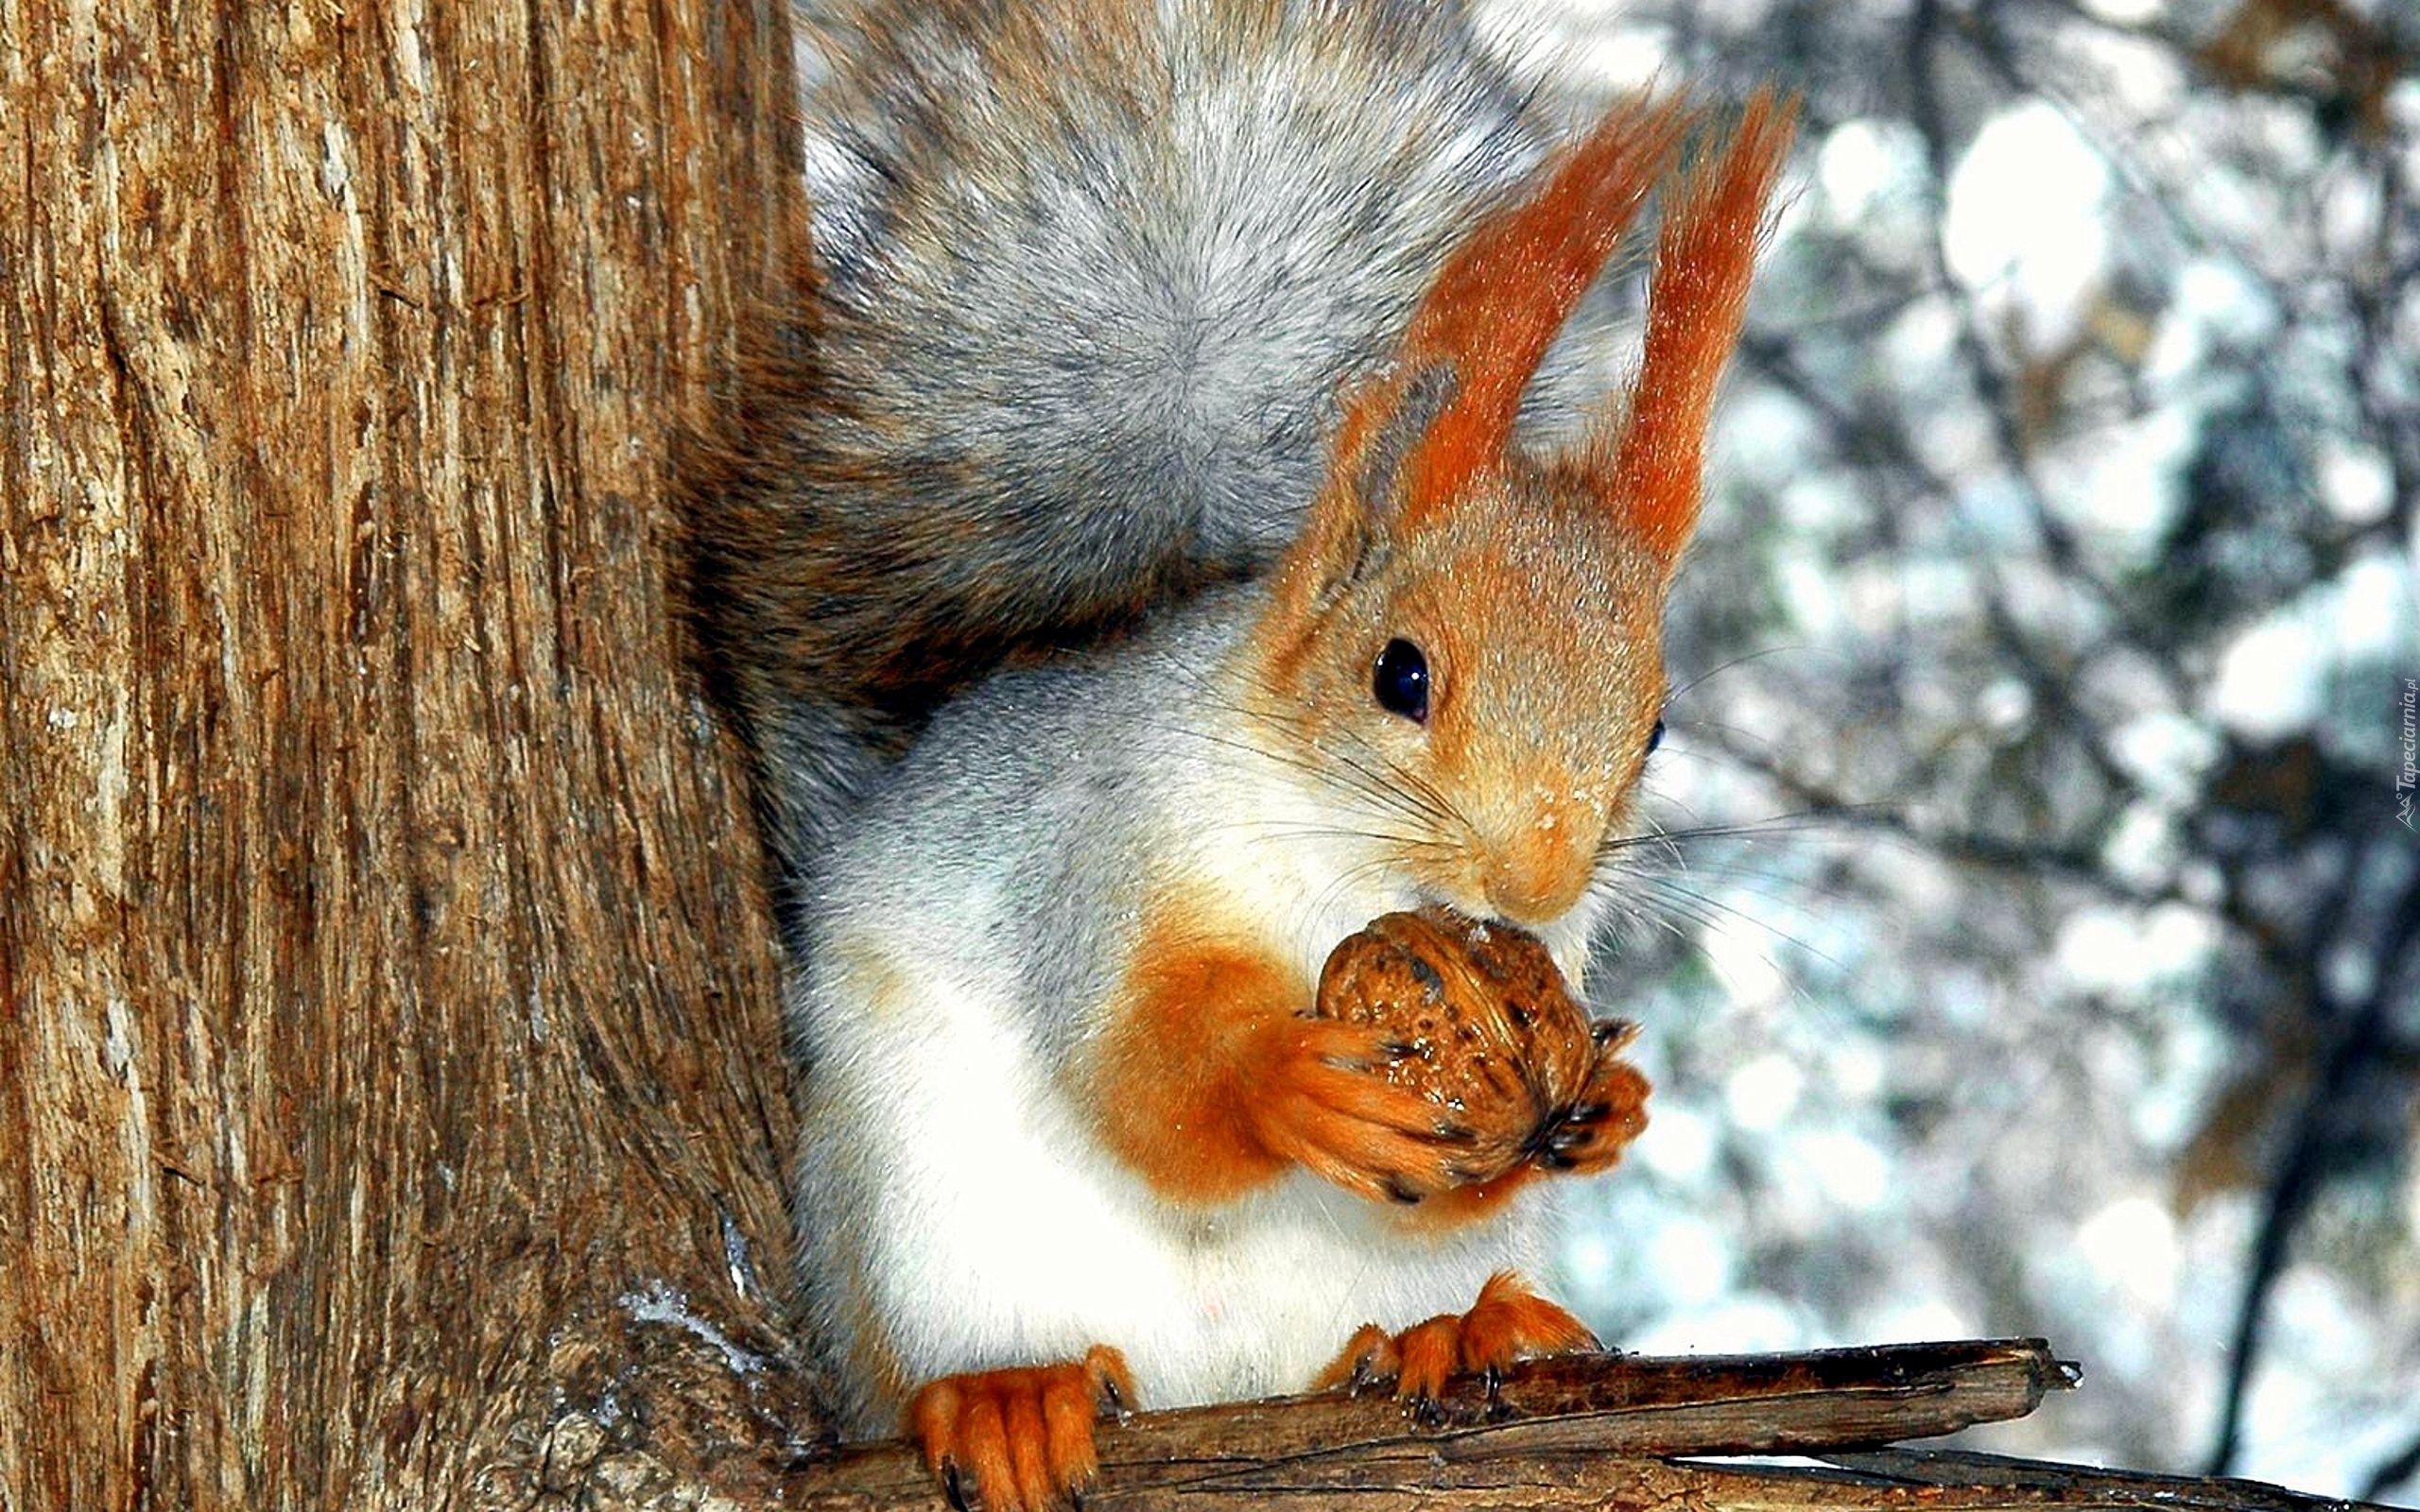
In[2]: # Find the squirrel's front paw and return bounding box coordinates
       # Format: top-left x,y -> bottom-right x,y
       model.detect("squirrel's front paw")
907,1347 -> 1134,1512
1247,1018 -> 1483,1204
1529,1022 -> 1651,1176
1314,1271 -> 1597,1414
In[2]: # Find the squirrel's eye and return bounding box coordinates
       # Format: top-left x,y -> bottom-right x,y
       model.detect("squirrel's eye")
1646,717 -> 1666,755
1373,638 -> 1430,724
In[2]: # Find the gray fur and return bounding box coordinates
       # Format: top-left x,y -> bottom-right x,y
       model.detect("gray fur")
799,1 -> 1555,571
794,595 -> 1248,1064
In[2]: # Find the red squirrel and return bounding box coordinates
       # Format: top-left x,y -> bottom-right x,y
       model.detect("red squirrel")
683,5 -> 1792,1508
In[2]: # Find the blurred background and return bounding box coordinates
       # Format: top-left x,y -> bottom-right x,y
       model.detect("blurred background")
1499,0 -> 2420,1499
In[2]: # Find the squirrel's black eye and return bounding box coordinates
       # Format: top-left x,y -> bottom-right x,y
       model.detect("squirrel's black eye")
1646,717 -> 1667,755
1373,638 -> 1430,723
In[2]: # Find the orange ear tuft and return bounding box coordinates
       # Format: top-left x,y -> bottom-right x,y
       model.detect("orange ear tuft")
1606,88 -> 1798,570
1394,96 -> 1695,522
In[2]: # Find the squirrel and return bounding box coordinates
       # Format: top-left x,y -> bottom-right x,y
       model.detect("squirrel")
682,4 -> 1793,1508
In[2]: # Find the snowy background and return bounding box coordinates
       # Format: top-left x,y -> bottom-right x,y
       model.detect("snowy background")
1491,0 -> 2420,1499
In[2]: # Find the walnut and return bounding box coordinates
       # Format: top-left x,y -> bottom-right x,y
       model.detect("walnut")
1314,906 -> 1648,1188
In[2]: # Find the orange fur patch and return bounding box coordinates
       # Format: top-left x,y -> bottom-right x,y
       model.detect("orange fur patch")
1090,916 -> 1308,1202
1398,97 -> 1692,520
1609,89 -> 1799,566
1454,1271 -> 1599,1378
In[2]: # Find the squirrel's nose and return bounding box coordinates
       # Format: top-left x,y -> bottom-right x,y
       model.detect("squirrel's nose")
1478,816 -> 1599,927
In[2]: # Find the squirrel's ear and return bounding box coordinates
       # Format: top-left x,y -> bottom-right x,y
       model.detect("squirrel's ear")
1276,365 -> 1457,608
1391,94 -> 1692,528
1596,88 -> 1796,578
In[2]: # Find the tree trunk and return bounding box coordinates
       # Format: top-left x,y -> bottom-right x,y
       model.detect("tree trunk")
1,3 -> 816,1506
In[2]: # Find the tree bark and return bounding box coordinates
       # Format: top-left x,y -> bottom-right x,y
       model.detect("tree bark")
1,2 -> 815,1506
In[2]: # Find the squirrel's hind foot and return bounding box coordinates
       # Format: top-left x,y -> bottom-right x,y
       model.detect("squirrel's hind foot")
1314,1271 -> 1596,1418
907,1347 -> 1134,1512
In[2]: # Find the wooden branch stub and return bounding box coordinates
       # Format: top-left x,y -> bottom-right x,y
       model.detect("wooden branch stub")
1805,1449 -> 2395,1512
786,1338 -> 2077,1510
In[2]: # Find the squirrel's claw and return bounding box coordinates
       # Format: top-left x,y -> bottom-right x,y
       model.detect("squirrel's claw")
908,1348 -> 1134,1512
1096,1361 -> 1130,1420
1316,1322 -> 1399,1396
1529,1054 -> 1651,1177
1313,1272 -> 1596,1418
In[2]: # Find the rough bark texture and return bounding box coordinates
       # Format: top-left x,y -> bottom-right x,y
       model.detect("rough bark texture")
788,1446 -> 2392,1512
0,2 -> 816,1507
